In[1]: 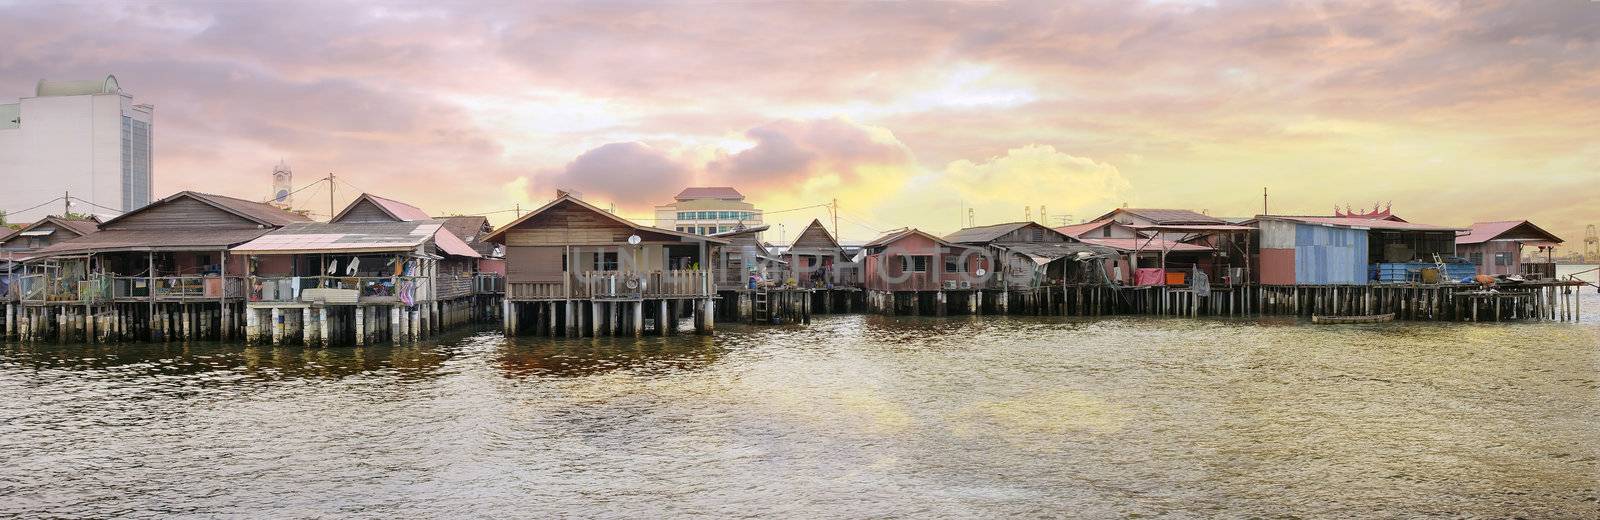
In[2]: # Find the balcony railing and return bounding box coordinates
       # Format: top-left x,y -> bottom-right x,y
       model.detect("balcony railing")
112,276 -> 244,301
474,273 -> 505,295
507,270 -> 712,301
249,276 -> 429,305
1521,262 -> 1557,280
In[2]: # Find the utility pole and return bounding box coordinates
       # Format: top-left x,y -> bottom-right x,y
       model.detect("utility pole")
1262,187 -> 1269,216
515,203 -> 521,218
64,190 -> 70,217
831,198 -> 839,241
327,173 -> 337,221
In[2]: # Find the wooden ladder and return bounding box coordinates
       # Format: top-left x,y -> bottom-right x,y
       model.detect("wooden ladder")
753,289 -> 770,323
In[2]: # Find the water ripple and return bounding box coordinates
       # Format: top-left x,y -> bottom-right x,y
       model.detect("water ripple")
2,292 -> 1599,518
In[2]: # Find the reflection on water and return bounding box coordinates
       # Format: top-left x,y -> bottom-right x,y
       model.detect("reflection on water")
2,295 -> 1599,518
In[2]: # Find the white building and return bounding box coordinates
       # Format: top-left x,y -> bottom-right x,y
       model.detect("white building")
271,160 -> 293,208
0,75 -> 154,222
653,187 -> 763,237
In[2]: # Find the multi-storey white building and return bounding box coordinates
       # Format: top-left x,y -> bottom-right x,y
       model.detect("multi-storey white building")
653,187 -> 763,236
0,75 -> 154,222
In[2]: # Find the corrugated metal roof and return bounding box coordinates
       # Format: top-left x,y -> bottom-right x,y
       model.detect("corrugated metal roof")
1054,220 -> 1112,238
1266,216 -> 1462,232
440,215 -> 495,256
944,222 -> 1035,244
97,191 -> 311,229
485,196 -> 729,245
710,224 -> 770,238
1457,220 -> 1563,245
30,228 -> 274,255
1076,237 -> 1213,253
232,221 -> 440,254
366,194 -> 432,221
998,242 -> 1115,259
441,216 -> 489,241
674,187 -> 743,200
1098,208 -> 1225,225
431,226 -> 483,258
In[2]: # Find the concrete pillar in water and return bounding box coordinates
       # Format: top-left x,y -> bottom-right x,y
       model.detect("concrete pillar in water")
317,307 -> 328,346
390,307 -> 401,344
410,306 -> 421,342
658,299 -> 669,336
270,308 -> 282,346
354,306 -> 366,346
500,300 -> 511,335
632,301 -> 644,336
701,298 -> 715,334
591,301 -> 602,336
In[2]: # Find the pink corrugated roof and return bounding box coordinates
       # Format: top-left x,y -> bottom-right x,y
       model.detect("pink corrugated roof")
1054,220 -> 1112,238
1457,220 -> 1562,245
367,194 -> 433,221
1458,221 -> 1522,244
675,187 -> 743,200
433,227 -> 482,258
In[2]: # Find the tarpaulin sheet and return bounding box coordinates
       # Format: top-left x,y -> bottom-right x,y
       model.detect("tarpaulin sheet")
1135,268 -> 1165,286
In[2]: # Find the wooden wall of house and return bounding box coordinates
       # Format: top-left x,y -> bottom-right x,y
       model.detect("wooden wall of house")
501,203 -> 678,247
1459,241 -> 1522,276
108,196 -> 261,230
504,244 -> 675,283
864,234 -> 986,292
507,246 -> 564,283
792,222 -> 839,250
992,223 -> 1070,244
478,258 -> 506,275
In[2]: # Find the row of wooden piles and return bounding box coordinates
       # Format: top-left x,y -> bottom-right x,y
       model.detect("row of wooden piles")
865,287 -> 1124,317
1,296 -> 505,346
504,298 -> 716,337
860,283 -> 1585,322
1254,283 -> 1583,322
3,302 -> 243,343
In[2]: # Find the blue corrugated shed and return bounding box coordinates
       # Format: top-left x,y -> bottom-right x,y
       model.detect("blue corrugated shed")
1370,262 -> 1477,283
1293,224 -> 1367,284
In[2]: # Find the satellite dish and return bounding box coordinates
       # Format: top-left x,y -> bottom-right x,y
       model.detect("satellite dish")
975,268 -> 987,277
627,235 -> 642,245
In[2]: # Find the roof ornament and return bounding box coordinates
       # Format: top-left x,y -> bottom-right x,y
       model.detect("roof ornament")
1334,201 -> 1393,219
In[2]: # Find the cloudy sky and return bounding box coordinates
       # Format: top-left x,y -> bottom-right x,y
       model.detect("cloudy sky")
2,0 -> 1596,242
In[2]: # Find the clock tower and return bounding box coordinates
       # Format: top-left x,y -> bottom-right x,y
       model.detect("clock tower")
271,160 -> 293,208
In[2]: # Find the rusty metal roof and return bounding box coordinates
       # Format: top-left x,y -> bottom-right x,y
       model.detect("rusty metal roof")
1077,237 -> 1214,253
29,228 -> 275,256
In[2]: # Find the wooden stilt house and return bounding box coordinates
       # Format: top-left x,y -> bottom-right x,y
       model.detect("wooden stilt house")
229,193 -> 485,346
485,193 -> 727,337
6,191 -> 308,343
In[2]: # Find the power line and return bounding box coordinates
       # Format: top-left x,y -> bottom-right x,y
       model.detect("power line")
5,196 -> 66,217
67,197 -> 124,214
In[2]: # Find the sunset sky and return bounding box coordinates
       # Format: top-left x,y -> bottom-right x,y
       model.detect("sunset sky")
2,0 -> 1596,243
